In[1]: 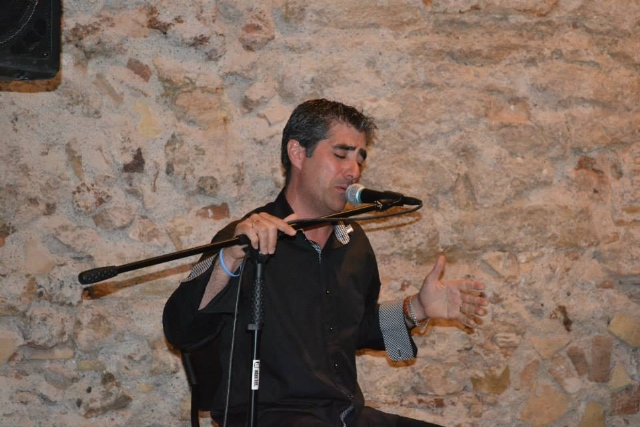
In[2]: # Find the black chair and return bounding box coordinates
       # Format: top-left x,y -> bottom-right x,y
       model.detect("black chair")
180,338 -> 223,427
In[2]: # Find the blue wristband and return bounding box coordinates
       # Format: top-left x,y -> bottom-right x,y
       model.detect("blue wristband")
219,248 -> 240,278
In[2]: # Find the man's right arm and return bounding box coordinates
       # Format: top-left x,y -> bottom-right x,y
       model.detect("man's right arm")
163,212 -> 296,350
198,212 -> 297,310
198,248 -> 243,309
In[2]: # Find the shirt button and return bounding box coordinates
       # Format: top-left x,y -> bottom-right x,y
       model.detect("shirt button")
333,363 -> 339,369
329,326 -> 334,331
325,289 -> 331,294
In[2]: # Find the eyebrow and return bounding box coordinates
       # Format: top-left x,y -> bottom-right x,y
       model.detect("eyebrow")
334,144 -> 368,161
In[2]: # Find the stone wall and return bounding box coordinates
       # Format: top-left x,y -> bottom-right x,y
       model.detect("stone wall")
1,1 -> 639,426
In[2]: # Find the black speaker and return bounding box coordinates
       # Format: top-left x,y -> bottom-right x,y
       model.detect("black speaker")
0,0 -> 61,81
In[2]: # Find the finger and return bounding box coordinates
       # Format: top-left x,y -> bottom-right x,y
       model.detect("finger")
254,213 -> 281,254
460,292 -> 489,316
458,310 -> 482,329
226,243 -> 249,261
239,214 -> 262,250
461,291 -> 489,306
462,315 -> 483,329
427,255 -> 446,282
238,213 -> 297,254
461,300 -> 488,317
254,213 -> 298,253
447,279 -> 486,293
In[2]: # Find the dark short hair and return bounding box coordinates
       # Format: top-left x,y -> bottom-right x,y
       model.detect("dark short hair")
280,99 -> 376,184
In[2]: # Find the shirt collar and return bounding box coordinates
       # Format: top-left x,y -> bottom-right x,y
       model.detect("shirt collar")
273,190 -> 354,245
334,222 -> 353,245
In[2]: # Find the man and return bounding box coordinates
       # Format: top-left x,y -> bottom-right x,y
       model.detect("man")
163,99 -> 488,426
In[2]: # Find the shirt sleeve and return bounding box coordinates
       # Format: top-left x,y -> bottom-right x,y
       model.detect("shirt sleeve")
162,254 -> 220,350
162,218 -> 243,351
378,299 -> 417,361
163,203 -> 286,353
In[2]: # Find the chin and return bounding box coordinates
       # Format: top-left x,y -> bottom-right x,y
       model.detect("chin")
332,201 -> 347,213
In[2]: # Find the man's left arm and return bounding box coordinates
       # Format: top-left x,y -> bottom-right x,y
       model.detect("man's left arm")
354,258 -> 418,361
373,255 -> 490,362
378,300 -> 418,361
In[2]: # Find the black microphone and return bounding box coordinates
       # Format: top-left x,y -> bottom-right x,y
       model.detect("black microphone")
345,184 -> 422,206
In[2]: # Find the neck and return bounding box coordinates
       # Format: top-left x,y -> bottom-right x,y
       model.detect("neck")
284,185 -> 333,248
303,225 -> 333,248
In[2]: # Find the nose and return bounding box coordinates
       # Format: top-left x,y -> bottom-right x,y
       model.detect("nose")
345,158 -> 361,183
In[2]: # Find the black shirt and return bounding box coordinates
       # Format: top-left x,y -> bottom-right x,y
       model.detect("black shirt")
163,191 -> 415,425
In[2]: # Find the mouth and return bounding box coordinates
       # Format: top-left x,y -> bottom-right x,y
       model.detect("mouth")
337,180 -> 355,192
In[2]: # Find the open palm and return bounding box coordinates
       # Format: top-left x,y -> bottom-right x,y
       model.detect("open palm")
417,255 -> 488,329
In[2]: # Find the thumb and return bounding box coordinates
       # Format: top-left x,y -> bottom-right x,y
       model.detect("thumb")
282,213 -> 299,236
427,255 -> 446,282
284,213 -> 298,223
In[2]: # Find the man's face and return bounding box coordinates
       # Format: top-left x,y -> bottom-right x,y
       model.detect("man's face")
295,122 -> 368,216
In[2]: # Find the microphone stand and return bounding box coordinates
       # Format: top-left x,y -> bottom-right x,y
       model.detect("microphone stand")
77,199 -> 416,427
78,200 -> 400,285
245,246 -> 267,427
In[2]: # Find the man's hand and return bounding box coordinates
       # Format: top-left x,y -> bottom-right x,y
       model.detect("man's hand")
414,255 -> 488,329
226,212 -> 298,262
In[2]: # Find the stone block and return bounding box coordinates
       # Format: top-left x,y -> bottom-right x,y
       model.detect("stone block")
589,335 -> 613,383
239,8 -> 275,51
470,366 -> 510,395
24,305 -> 70,349
127,58 -> 152,82
0,329 -> 21,363
128,217 -> 165,246
52,220 -> 103,255
0,275 -> 37,315
549,354 -> 581,393
415,363 -> 465,395
77,359 -> 107,372
481,251 -> 520,280
577,401 -> 605,427
519,383 -> 569,426
92,205 -> 136,230
610,384 -> 640,415
609,364 -> 633,391
518,359 -> 540,391
196,203 -> 230,220
258,104 -> 291,126
608,313 -> 640,347
27,346 -> 75,360
196,176 -> 220,197
72,182 -> 112,216
531,335 -> 571,360
24,238 -> 55,275
243,81 -> 276,110
567,345 -> 589,376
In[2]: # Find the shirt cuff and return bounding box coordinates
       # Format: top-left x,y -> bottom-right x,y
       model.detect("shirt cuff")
379,299 -> 417,361
182,255 -> 216,283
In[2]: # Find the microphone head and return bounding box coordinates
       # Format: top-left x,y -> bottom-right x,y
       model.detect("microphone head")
345,183 -> 365,205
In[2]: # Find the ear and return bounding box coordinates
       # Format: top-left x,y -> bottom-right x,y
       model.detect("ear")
287,139 -> 305,170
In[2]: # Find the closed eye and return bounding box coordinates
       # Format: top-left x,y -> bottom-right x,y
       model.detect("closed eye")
333,144 -> 367,167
